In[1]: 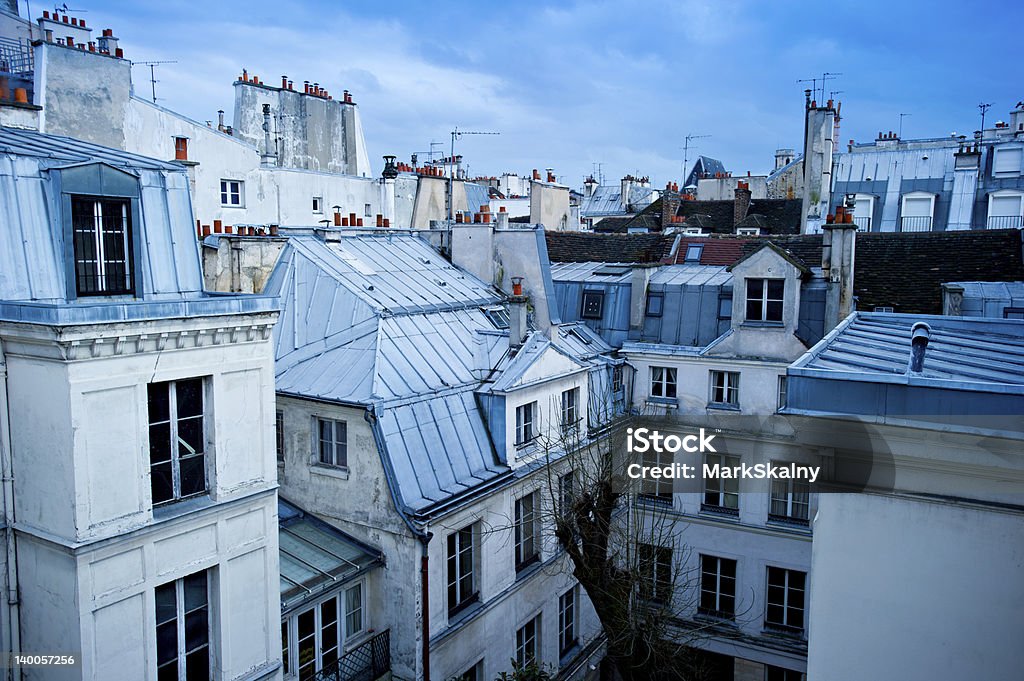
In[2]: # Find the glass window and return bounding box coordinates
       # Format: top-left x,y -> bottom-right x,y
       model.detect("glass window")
516,614 -> 541,667
769,466 -> 810,524
515,491 -> 540,571
709,371 -> 740,407
765,567 -> 806,632
777,376 -> 788,412
288,595 -> 342,680
745,278 -> 784,322
312,197 -> 323,214
447,523 -> 479,616
276,410 -> 285,464
148,378 -> 207,505
317,418 -> 347,468
561,388 -> 579,432
71,196 -> 134,296
645,292 -> 664,317
559,586 -> 578,657
637,543 -> 672,603
650,366 -> 677,399
345,584 -> 363,638
515,402 -> 536,447
699,555 -> 737,619
703,453 -> 739,514
220,180 -> 243,206
155,570 -> 209,681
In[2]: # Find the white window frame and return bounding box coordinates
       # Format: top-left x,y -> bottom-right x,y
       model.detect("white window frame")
899,191 -> 935,232
765,567 -> 806,633
155,570 -> 210,680
515,402 -> 537,447
987,190 -> 1024,229
769,465 -> 810,524
639,446 -> 673,503
147,378 -> 209,506
515,613 -> 542,667
276,409 -> 285,465
514,491 -> 540,571
736,226 -> 761,236
699,554 -> 737,619
703,453 -> 740,514
282,591 -> 342,679
220,179 -> 243,207
312,196 -> 323,214
560,387 -> 580,432
851,193 -> 875,232
612,365 -> 624,393
316,417 -> 348,468
364,203 -> 372,217
650,366 -> 677,400
745,278 -> 785,323
344,582 -> 364,639
992,146 -> 1023,176
777,375 -> 788,412
558,585 -> 579,658
447,522 -> 479,617
709,370 -> 740,408
637,543 -> 672,604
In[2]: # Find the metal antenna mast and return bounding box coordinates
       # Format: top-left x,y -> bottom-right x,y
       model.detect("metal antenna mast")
447,127 -> 499,222
978,102 -> 992,137
682,133 -> 710,185
899,113 -> 911,138
820,72 -> 842,101
132,60 -> 177,103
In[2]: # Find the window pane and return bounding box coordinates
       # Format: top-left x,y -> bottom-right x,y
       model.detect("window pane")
179,455 -> 206,498
767,279 -> 785,300
177,417 -> 204,456
184,649 -> 209,681
151,463 -> 174,505
176,379 -> 203,418
149,423 -> 172,465
149,383 -> 170,423
183,573 -> 207,611
184,608 -> 209,651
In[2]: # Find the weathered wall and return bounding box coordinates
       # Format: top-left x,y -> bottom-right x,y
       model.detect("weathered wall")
202,236 -> 287,294
529,181 -> 571,230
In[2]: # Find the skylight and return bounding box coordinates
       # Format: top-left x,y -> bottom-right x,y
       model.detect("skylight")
483,306 -> 510,329
594,265 -> 630,276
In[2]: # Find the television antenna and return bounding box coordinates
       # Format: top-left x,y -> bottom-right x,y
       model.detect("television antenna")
978,102 -> 992,136
447,127 -> 499,222
682,133 -> 710,183
898,113 -> 911,138
132,60 -> 178,103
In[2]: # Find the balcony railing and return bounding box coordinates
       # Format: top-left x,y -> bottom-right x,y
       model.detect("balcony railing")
900,216 -> 933,232
987,215 -> 1023,229
313,629 -> 390,681
853,216 -> 871,232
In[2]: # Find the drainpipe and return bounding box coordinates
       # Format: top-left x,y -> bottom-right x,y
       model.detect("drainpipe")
261,103 -> 277,166
0,340 -> 21,681
364,408 -> 432,681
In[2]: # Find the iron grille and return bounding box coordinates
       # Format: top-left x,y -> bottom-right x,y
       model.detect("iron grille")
313,629 -> 390,681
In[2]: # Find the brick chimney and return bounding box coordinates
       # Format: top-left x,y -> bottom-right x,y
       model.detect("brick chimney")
822,201 -> 857,331
662,182 -> 681,230
733,181 -> 751,227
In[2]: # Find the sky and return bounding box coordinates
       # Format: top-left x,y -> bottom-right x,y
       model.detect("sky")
32,0 -> 1023,188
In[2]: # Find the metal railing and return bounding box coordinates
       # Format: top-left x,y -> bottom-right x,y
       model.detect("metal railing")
853,216 -> 871,232
313,630 -> 390,681
0,37 -> 33,75
987,215 -> 1023,229
900,216 -> 933,232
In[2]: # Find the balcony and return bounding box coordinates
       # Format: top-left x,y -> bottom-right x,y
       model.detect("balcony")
987,215 -> 1023,229
313,629 -> 390,681
853,216 -> 871,232
900,216 -> 933,232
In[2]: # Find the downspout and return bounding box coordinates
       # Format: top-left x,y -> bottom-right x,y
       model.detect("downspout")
0,340 -> 21,681
364,407 -> 432,681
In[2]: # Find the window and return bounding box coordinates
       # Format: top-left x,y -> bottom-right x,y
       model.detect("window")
776,376 -> 788,412
345,583 -> 363,638
456,661 -> 484,681
639,448 -> 673,504
650,366 -> 677,400
766,666 -> 804,681
281,621 -> 290,675
1004,307 -> 1024,320
148,378 -> 207,506
637,543 -> 672,603
900,192 -> 934,232
612,365 -> 624,393
515,614 -> 541,667
699,555 -> 737,619
993,146 -> 1022,176
173,136 -> 188,161
364,203 -> 372,217
561,387 -> 579,432
276,410 -> 285,464
447,523 -> 479,616
581,290 -> 604,319
851,193 -> 874,231
684,244 -> 703,262
220,179 -> 243,206
736,227 -> 761,236
765,567 -> 806,632
292,596 -> 340,679
317,417 -> 347,468
559,586 -> 578,657
155,570 -> 209,681
718,295 -> 732,322
874,306 -> 894,313
71,196 -> 134,296
515,402 -> 536,447
558,470 -> 575,515
703,453 -> 739,514
645,292 -> 664,317
709,370 -> 740,408
745,278 -> 784,322
515,491 -> 540,571
987,191 -> 1024,229
769,466 -> 810,524
312,196 -> 323,213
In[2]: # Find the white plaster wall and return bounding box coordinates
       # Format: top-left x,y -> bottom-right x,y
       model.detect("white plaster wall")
808,493 -> 1024,681
697,176 -> 768,201
529,182 -> 571,230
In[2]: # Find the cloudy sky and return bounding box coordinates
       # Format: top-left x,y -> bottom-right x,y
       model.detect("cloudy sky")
39,0 -> 1022,187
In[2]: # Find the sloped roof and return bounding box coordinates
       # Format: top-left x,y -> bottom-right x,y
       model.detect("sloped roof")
0,125 -> 180,170
545,232 -> 675,263
674,198 -> 802,234
670,236 -> 753,266
685,156 -> 727,188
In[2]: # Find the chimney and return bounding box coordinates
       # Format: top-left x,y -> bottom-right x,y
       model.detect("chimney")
620,176 -> 634,211
584,176 -> 597,197
260,104 -> 276,166
217,109 -> 225,132
629,265 -> 655,334
733,181 -> 751,227
662,183 -> 681,230
532,169 -> 540,181
906,322 -> 931,374
941,283 -> 965,316
822,201 -> 857,331
496,206 -> 509,230
509,277 -> 528,350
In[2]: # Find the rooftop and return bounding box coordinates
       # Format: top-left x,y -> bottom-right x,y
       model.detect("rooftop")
545,232 -> 675,264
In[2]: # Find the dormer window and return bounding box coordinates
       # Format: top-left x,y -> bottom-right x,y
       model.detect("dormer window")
992,147 -> 1022,177
899,192 -> 935,232
745,278 -> 784,323
71,196 -> 135,296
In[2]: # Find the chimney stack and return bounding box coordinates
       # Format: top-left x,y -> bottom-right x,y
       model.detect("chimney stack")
662,182 -> 681,230
217,109 -> 225,132
733,181 -> 751,227
509,277 -> 528,350
822,201 -> 857,331
907,322 -> 931,374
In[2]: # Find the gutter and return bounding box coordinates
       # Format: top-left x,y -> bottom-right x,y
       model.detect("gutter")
0,340 -> 21,681
364,407 -> 433,681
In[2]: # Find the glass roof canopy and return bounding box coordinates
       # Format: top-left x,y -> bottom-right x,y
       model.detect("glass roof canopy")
278,498 -> 383,612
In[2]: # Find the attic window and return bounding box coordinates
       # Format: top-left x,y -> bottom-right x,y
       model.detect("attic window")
569,327 -> 592,345
683,227 -> 706,236
72,196 -> 135,296
593,265 -> 630,277
483,306 -> 510,329
684,244 -> 703,262
737,227 -> 761,236
645,292 -> 664,317
581,290 -> 604,320
874,306 -> 894,313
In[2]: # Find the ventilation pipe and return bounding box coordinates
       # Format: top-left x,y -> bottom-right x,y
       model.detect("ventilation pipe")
907,322 -> 931,374
260,104 -> 276,166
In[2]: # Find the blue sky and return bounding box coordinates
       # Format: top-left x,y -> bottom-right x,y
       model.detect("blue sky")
42,0 -> 1022,188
